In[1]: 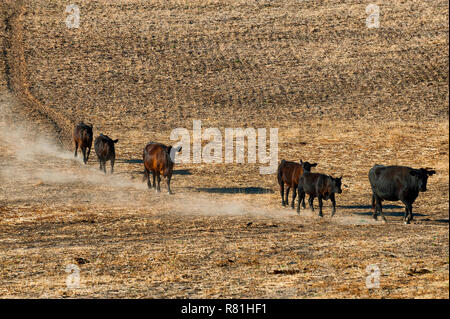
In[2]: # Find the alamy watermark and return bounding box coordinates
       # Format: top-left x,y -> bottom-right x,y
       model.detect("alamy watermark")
65,4 -> 80,29
65,264 -> 80,289
365,264 -> 380,289
169,120 -> 278,174
366,4 -> 380,29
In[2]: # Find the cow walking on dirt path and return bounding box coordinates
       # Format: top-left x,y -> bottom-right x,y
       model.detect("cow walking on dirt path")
73,122 -> 93,164
94,134 -> 118,174
143,142 -> 182,194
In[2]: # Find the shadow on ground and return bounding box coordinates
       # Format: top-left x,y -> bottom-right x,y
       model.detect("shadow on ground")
349,211 -> 427,217
435,219 -> 449,223
340,204 -> 403,209
338,204 -> 429,217
121,159 -> 143,164
194,187 -> 274,194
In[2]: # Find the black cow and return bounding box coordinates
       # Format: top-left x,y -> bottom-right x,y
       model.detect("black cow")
368,165 -> 436,224
73,122 -> 93,164
297,172 -> 342,217
94,134 -> 118,174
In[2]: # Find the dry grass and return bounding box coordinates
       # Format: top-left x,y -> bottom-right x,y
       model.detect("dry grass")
0,0 -> 448,298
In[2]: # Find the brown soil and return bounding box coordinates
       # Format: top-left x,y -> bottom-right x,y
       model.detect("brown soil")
0,0 -> 448,298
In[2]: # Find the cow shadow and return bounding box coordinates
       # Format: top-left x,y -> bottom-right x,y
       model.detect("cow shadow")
172,169 -> 192,175
195,187 -> 274,194
350,211 -> 427,217
340,204 -> 427,217
122,159 -> 143,164
340,204 -> 403,210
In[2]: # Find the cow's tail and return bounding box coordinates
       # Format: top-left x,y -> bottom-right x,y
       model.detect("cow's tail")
371,193 -> 376,212
277,159 -> 285,185
163,152 -> 173,177
142,168 -> 149,183
142,147 -> 148,183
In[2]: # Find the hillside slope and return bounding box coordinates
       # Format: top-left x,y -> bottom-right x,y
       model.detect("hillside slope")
1,0 -> 448,144
0,0 -> 448,299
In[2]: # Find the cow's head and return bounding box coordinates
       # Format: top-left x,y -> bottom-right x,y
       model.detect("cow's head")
85,123 -> 93,136
332,176 -> 343,194
410,168 -> 436,192
299,159 -> 317,173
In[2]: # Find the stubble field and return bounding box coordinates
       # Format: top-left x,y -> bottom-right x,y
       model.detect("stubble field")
0,0 -> 448,298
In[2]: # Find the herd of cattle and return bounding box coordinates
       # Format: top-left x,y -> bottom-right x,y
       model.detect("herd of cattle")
73,122 -> 436,224
73,122 -> 181,192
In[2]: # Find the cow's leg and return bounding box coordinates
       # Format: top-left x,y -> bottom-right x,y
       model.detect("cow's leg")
291,185 -> 297,209
82,147 -> 87,164
399,191 -> 413,223
371,193 -> 377,220
102,161 -> 106,174
318,195 -> 323,217
308,195 -> 315,211
74,142 -> 78,158
285,186 -> 291,207
167,172 -> 173,194
402,204 -> 408,222
376,196 -> 386,222
144,168 -> 151,189
330,193 -> 336,217
98,159 -> 103,171
297,190 -> 305,215
151,171 -> 156,189
280,182 -> 285,206
402,201 -> 413,224
294,184 -> 305,209
298,185 -> 306,209
86,146 -> 91,162
407,203 -> 413,224
156,172 -> 161,192
110,158 -> 115,174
